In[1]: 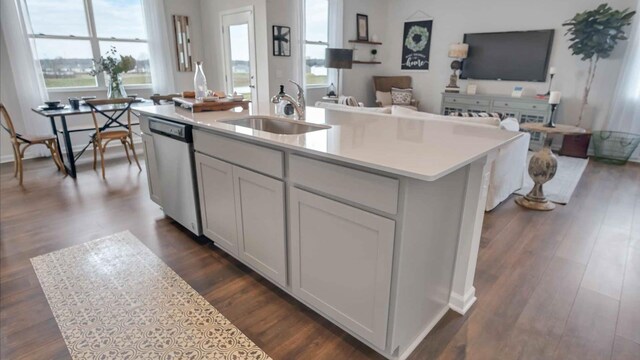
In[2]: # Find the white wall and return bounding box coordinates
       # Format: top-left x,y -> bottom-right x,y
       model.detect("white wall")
200,0 -> 272,113
341,0 -> 388,106
374,0 -> 636,130
267,0 -> 302,100
164,0 -> 205,91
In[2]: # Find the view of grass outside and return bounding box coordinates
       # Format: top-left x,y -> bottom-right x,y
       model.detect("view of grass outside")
43,72 -> 151,88
306,73 -> 327,86
232,71 -> 251,100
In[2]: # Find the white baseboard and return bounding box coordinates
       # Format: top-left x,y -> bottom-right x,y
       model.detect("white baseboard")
0,138 -> 142,164
449,286 -> 477,315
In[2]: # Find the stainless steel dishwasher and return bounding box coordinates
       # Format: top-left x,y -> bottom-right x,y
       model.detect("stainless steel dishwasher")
149,118 -> 202,236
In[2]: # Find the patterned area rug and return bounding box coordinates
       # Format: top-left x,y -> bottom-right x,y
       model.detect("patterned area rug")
31,231 -> 271,360
515,152 -> 589,205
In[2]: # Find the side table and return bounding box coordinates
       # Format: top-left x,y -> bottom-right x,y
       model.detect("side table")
516,123 -> 588,211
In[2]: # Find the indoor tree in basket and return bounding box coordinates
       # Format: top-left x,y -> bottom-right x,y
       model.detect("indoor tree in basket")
564,3 -> 635,127
90,46 -> 137,99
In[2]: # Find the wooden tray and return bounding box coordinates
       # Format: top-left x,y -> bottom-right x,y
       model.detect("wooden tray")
173,97 -> 250,112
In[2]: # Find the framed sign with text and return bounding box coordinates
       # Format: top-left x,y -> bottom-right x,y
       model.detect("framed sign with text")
401,20 -> 432,70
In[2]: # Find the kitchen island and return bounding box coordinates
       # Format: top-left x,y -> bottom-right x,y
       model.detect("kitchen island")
136,105 -> 522,360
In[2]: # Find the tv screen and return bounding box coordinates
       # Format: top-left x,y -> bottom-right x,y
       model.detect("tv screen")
460,30 -> 554,82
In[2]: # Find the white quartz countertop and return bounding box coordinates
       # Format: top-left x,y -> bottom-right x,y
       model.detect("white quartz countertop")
136,105 -> 522,181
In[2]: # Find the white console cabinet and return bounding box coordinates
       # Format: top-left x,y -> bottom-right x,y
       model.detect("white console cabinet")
441,92 -> 553,149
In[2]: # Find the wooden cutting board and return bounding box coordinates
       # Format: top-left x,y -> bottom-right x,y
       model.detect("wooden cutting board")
173,97 -> 250,112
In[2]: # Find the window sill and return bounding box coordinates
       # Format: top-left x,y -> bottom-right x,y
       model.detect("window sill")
305,85 -> 329,90
47,85 -> 153,94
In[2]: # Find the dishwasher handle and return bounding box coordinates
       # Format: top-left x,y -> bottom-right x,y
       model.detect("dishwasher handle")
149,117 -> 192,143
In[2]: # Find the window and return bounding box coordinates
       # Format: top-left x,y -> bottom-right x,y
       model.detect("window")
304,0 -> 329,87
24,0 -> 151,89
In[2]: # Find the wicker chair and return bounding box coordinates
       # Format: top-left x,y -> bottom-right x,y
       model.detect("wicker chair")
0,103 -> 65,185
85,98 -> 141,179
372,76 -> 419,109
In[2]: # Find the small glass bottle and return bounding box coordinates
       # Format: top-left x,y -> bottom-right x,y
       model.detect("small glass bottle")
194,61 -> 208,101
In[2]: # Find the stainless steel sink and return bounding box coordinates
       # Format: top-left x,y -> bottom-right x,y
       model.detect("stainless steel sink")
220,117 -> 330,135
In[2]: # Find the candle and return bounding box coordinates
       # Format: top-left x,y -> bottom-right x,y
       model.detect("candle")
549,91 -> 561,104
549,67 -> 557,75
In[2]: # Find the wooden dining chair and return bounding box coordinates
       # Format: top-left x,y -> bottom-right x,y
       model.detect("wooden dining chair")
85,98 -> 141,179
0,103 -> 66,185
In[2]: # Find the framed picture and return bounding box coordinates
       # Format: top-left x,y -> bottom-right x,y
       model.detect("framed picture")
357,14 -> 369,41
272,25 -> 291,57
401,20 -> 433,71
173,15 -> 193,71
511,86 -> 524,98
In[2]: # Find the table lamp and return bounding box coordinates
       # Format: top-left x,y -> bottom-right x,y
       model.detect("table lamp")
545,67 -> 556,96
545,91 -> 561,128
325,48 -> 353,97
446,43 -> 468,93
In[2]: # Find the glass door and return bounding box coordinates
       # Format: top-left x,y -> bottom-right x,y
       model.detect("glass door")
221,9 -> 257,108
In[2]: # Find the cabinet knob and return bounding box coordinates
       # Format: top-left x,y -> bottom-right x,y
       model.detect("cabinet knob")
532,105 -> 537,109
476,101 -> 479,104
504,103 -> 509,106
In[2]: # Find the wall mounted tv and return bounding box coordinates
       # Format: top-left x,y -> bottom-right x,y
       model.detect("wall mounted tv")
460,30 -> 554,82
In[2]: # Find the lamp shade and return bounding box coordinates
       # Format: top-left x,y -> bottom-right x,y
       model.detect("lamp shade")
448,43 -> 469,59
548,91 -> 561,104
325,48 -> 353,69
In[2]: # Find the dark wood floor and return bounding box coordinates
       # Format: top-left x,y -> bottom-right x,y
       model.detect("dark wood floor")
1,152 -> 639,360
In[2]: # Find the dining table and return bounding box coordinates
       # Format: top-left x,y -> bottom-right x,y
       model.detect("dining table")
31,98 -> 153,178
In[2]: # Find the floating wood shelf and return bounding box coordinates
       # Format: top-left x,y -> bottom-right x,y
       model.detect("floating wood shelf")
352,60 -> 382,65
348,40 -> 383,45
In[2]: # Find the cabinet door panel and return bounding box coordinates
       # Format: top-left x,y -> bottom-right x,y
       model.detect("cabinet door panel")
141,133 -> 161,205
233,166 -> 287,286
290,188 -> 395,349
195,153 -> 238,255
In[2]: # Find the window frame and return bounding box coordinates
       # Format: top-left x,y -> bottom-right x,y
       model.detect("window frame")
25,0 -> 152,92
302,0 -> 331,89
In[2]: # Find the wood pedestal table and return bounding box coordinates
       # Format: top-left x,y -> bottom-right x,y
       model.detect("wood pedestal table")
516,123 -> 587,211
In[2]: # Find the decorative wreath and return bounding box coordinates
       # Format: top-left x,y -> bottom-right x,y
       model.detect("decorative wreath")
404,25 -> 429,52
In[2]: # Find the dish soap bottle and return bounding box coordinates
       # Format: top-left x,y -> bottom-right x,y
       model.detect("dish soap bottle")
194,61 -> 207,102
275,85 -> 288,115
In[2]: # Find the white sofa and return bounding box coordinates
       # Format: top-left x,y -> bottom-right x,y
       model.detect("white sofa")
314,101 -> 392,114
313,103 -> 529,210
390,106 -> 529,211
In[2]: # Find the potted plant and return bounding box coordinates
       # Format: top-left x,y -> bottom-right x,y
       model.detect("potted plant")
90,46 -> 137,99
370,48 -> 378,61
559,3 -> 635,158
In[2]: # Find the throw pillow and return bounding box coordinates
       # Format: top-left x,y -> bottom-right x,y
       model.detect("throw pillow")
375,91 -> 392,107
500,117 -> 520,132
391,87 -> 413,105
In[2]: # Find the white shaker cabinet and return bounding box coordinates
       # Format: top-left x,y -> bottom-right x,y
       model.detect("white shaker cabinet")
195,153 -> 239,255
289,188 -> 395,349
233,166 -> 287,286
195,151 -> 287,287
